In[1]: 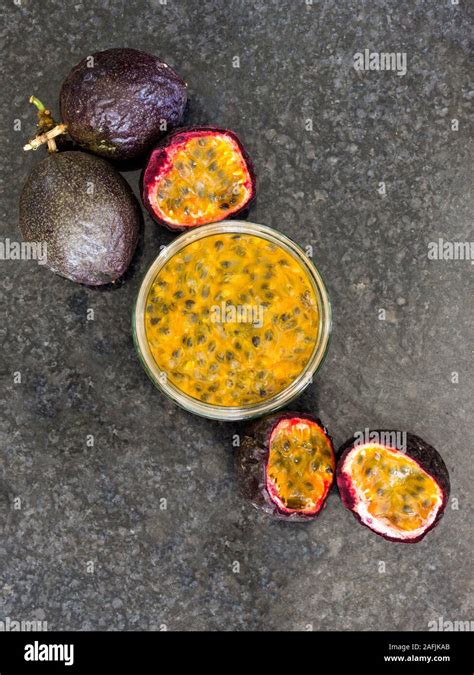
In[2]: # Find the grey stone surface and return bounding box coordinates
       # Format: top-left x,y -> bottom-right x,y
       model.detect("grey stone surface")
0,0 -> 472,631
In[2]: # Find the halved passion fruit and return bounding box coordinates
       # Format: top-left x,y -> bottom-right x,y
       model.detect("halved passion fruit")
336,432 -> 450,543
235,413 -> 335,520
142,126 -> 255,230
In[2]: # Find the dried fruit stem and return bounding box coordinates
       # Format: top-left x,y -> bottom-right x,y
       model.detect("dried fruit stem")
23,124 -> 68,153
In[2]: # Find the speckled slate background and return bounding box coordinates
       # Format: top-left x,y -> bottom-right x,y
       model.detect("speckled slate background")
0,0 -> 472,631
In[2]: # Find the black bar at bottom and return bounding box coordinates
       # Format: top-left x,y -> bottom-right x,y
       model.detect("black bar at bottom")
0,630 -> 470,673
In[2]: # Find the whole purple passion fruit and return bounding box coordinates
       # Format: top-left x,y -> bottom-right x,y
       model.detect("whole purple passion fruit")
60,48 -> 187,160
336,431 -> 450,543
235,413 -> 335,521
19,151 -> 140,285
142,126 -> 256,230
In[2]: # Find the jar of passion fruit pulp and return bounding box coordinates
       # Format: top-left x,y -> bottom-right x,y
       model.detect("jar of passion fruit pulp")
133,221 -> 331,420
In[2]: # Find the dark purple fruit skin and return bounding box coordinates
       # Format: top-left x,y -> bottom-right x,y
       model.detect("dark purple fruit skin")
141,125 -> 256,231
19,151 -> 140,285
60,48 -> 187,160
235,412 -> 334,522
337,431 -> 450,543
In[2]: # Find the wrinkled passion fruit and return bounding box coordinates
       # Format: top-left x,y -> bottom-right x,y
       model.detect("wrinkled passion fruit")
235,413 -> 335,520
336,432 -> 450,543
142,126 -> 256,230
60,48 -> 187,160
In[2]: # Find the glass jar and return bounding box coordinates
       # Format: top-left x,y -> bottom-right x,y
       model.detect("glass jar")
133,221 -> 331,420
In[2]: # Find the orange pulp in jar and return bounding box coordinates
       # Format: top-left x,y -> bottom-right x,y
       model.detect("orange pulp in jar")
145,233 -> 319,407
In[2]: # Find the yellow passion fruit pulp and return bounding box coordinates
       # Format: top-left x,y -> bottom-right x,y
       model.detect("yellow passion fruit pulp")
347,444 -> 442,533
267,417 -> 335,514
144,233 -> 319,407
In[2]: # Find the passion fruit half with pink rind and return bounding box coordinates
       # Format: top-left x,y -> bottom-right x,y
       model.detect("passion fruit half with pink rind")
142,126 -> 256,230
336,432 -> 450,543
235,412 -> 335,521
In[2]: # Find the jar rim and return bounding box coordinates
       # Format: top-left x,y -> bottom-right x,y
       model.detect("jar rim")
133,221 -> 332,420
